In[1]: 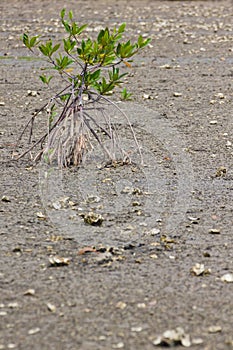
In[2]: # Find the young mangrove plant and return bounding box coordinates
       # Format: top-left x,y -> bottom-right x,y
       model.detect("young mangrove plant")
17,9 -> 151,167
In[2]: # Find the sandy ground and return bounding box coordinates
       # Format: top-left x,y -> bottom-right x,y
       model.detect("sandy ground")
0,1 -> 233,349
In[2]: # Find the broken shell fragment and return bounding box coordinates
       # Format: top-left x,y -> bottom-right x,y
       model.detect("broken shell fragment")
221,273 -> 233,283
49,256 -> 70,266
190,263 -> 211,276
208,228 -> 221,234
153,327 -> 191,347
208,325 -> 222,333
47,303 -> 56,312
83,212 -> 104,226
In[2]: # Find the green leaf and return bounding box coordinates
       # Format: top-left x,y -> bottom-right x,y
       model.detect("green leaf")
62,19 -> 71,33
137,35 -> 151,48
63,38 -> 75,53
68,10 -> 73,20
22,34 -> 39,51
121,87 -> 132,100
39,44 -> 49,56
91,69 -> 101,81
55,54 -> 74,70
30,36 -> 40,48
59,93 -> 71,102
76,24 -> 87,35
60,8 -> 66,20
118,23 -> 126,34
51,43 -> 60,55
39,74 -> 53,85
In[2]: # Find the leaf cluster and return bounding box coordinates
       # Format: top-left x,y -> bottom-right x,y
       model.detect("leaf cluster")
22,9 -> 151,97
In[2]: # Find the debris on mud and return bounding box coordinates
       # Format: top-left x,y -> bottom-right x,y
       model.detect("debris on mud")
1,195 -> 11,202
220,273 -> 233,283
23,289 -> 36,296
36,212 -> 47,220
28,327 -> 41,335
208,228 -> 221,235
49,256 -> 70,267
82,212 -> 104,226
190,263 -> 211,276
77,247 -> 97,255
215,166 -> 227,177
152,327 -> 192,347
208,325 -> 222,334
46,302 -> 56,313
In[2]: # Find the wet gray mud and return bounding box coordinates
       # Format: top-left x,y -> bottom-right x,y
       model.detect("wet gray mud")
0,1 -> 233,349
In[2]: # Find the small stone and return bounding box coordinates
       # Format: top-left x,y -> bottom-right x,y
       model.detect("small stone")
24,289 -> 36,296
131,326 -> 142,332
132,201 -> 141,206
0,102 -> 5,106
83,212 -> 104,226
215,93 -> 225,99
192,338 -> 204,345
209,120 -> 218,125
52,202 -> 61,210
49,256 -> 70,266
0,311 -> 7,316
28,327 -> 40,335
8,302 -> 19,308
116,301 -> 127,310
215,166 -> 227,177
150,254 -> 158,259
99,335 -> 106,341
208,228 -> 221,234
208,325 -> 222,333
95,252 -> 112,264
137,303 -> 146,308
112,342 -> 124,349
191,263 -> 211,276
159,64 -> 172,69
27,90 -> 39,97
1,196 -> 10,202
36,212 -> 46,219
143,93 -> 151,99
226,141 -> 232,147
173,92 -> 182,97
149,228 -> 160,236
188,216 -> 200,224
221,273 -> 233,283
169,255 -> 175,260
47,303 -> 56,312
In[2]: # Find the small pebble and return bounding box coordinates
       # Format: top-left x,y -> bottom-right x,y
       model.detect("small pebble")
143,93 -> 151,99
149,228 -> 160,236
116,301 -> 127,310
28,327 -> 40,335
208,228 -> 221,234
137,303 -> 146,308
173,92 -> 182,97
208,325 -> 222,333
131,326 -> 142,332
0,311 -> 7,316
27,90 -> 39,97
1,196 -> 10,202
112,342 -> 124,349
